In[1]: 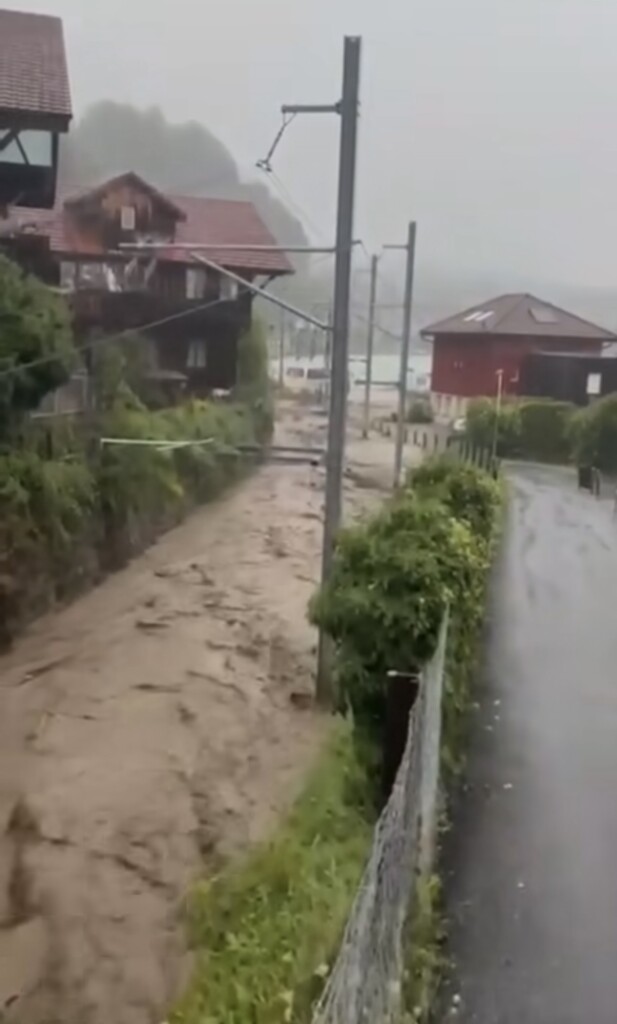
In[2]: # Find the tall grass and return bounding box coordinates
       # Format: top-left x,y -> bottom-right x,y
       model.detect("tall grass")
173,724 -> 374,1024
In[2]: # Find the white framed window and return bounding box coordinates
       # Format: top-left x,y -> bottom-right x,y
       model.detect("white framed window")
220,276 -> 239,301
587,372 -> 602,397
187,340 -> 207,369
186,268 -> 207,300
60,261 -> 77,290
121,205 -> 136,231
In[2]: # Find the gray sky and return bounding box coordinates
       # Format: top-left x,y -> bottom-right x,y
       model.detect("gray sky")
21,0 -> 617,296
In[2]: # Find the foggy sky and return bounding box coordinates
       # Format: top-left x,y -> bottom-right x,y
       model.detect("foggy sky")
18,0 -> 617,295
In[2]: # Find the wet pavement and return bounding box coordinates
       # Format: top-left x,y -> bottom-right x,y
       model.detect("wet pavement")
444,464 -> 617,1024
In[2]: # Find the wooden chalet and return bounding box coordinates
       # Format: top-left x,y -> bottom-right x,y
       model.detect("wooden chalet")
2,171 -> 293,395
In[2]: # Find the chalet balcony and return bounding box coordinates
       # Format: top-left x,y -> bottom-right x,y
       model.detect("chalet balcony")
70,287 -> 253,337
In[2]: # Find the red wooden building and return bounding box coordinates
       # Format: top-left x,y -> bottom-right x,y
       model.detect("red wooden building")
421,293 -> 616,421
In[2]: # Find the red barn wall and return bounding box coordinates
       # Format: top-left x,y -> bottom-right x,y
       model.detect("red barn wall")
431,333 -> 603,401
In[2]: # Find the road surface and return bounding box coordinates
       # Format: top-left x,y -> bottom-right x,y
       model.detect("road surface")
445,464 -> 617,1023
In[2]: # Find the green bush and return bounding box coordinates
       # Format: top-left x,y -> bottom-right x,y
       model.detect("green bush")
311,459 -> 501,749
466,397 -> 521,456
517,400 -> 575,463
0,255 -> 76,435
466,396 -> 575,463
410,457 -> 501,538
406,399 -> 433,425
570,394 -> 617,473
0,394 -> 268,641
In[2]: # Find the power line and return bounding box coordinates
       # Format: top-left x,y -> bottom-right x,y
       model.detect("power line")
0,286 -> 253,384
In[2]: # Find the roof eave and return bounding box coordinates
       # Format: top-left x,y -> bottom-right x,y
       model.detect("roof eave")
0,109 -> 71,133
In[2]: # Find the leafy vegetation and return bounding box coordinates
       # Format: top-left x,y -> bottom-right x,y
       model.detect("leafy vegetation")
173,724 -> 374,1024
570,393 -> 617,473
0,312 -> 274,642
311,458 -> 501,762
0,255 -> 75,436
465,396 -> 576,463
406,399 -> 434,425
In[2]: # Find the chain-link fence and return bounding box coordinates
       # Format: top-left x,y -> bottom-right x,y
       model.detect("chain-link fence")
312,612 -> 449,1024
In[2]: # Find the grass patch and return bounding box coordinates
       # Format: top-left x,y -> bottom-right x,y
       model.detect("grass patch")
172,722 -> 375,1024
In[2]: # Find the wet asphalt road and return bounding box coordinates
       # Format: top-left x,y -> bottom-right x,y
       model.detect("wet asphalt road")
444,464 -> 617,1024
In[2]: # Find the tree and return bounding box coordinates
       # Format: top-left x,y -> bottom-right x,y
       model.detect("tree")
0,255 -> 75,434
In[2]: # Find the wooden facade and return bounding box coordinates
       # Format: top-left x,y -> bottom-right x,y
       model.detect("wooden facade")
422,294 -> 615,420
2,172 -> 292,397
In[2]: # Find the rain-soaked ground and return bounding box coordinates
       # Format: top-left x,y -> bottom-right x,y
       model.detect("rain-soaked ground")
444,464 -> 617,1024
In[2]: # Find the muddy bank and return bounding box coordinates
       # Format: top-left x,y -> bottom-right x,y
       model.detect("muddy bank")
0,401 -> 399,1024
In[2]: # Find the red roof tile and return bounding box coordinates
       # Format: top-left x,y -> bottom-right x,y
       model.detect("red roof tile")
170,195 -> 292,273
8,176 -> 293,275
421,293 -> 616,342
0,8 -> 72,126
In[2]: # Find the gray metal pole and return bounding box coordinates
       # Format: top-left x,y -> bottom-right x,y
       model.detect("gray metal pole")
393,221 -> 417,488
278,307 -> 285,388
316,36 -> 361,703
362,254 -> 378,439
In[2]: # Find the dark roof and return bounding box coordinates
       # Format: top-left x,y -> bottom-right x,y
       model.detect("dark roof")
421,293 -> 617,342
65,173 -> 186,222
6,174 -> 293,275
0,8 -> 72,129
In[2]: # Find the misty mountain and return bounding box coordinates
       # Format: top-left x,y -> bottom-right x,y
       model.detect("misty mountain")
59,102 -> 309,255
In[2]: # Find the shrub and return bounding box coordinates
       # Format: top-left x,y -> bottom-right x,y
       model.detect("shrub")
570,393 -> 617,473
0,254 -> 75,435
517,399 -> 575,463
465,398 -> 521,456
311,460 -> 499,744
410,457 -> 501,538
466,396 -> 576,463
406,399 -> 433,424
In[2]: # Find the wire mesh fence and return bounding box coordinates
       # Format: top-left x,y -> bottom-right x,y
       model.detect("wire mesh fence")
312,612 -> 449,1024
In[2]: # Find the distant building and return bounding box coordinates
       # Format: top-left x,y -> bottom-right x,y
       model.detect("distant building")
0,8 -> 72,210
1,171 -> 292,395
421,293 -> 616,420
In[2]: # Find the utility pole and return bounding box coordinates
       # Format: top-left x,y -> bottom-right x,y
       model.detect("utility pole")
316,36 -> 361,701
252,35 -> 361,703
491,368 -> 504,466
362,254 -> 379,439
278,307 -> 285,388
385,221 -> 417,488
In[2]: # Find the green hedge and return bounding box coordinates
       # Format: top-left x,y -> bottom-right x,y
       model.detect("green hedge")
570,393 -> 617,473
0,396 -> 267,644
310,458 -> 502,769
466,397 -> 576,463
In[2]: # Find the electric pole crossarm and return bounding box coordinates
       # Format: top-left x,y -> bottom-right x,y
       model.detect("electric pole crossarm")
281,104 -> 341,115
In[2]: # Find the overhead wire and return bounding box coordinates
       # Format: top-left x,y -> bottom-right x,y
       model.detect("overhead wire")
0,285 -> 256,384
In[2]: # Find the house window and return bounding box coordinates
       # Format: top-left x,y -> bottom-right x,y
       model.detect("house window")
60,261 -> 77,290
186,268 -> 207,300
187,340 -> 207,369
121,205 -> 136,231
587,372 -> 602,397
220,276 -> 239,301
